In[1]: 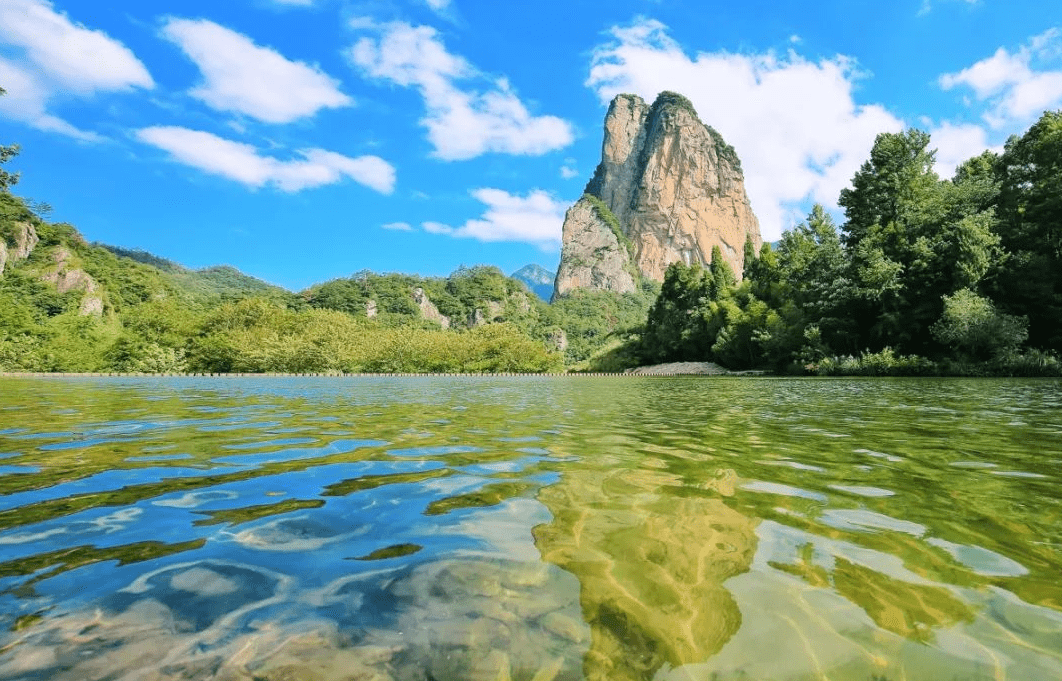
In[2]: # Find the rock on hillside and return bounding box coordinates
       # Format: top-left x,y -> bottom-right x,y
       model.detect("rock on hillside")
554,92 -> 761,298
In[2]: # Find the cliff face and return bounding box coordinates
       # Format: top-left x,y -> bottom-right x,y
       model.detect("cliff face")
552,197 -> 636,299
554,92 -> 761,298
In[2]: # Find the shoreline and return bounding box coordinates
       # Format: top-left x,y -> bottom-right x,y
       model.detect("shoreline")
0,362 -> 751,378
0,371 -> 690,378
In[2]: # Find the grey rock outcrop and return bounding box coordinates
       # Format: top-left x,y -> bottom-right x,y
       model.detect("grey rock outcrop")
413,287 -> 450,329
11,222 -> 39,260
552,197 -> 637,300
547,328 -> 568,353
366,299 -> 378,318
41,246 -> 104,317
0,240 -> 7,276
554,92 -> 761,298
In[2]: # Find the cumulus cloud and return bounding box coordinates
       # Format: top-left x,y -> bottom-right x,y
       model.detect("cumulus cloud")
421,189 -> 568,249
136,126 -> 395,193
560,165 -> 579,179
382,221 -> 414,231
348,20 -> 573,160
939,28 -> 1062,129
587,19 -> 902,239
925,120 -> 1000,179
422,221 -> 454,235
0,0 -> 153,139
161,18 -> 351,123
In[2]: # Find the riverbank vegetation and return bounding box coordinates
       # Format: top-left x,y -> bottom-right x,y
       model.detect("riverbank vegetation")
633,112 -> 1062,376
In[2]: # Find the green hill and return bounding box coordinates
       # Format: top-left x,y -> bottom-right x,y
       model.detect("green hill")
1,190 -> 651,373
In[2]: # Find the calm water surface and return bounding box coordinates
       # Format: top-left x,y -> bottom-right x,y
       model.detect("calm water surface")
0,376 -> 1060,680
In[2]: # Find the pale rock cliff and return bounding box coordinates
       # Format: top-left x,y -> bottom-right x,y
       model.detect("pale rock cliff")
41,246 -> 104,317
467,301 -> 504,328
11,221 -> 39,260
413,287 -> 450,329
0,240 -> 6,276
554,92 -> 761,298
552,197 -> 637,301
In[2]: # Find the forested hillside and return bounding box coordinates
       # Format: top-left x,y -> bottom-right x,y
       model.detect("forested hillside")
637,112 -> 1062,376
0,193 -> 651,372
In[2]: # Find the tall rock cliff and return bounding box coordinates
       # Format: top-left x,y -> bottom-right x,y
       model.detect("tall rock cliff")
553,92 -> 761,299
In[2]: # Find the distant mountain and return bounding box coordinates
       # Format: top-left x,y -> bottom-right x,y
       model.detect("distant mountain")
511,264 -> 555,301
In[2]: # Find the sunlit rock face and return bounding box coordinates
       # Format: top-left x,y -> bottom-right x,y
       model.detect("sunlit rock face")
10,221 -> 39,260
412,286 -> 450,329
552,197 -> 637,301
533,466 -> 759,681
39,245 -> 103,316
554,92 -> 762,298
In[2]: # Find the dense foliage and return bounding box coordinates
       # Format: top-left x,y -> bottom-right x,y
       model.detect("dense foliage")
637,112 -> 1062,375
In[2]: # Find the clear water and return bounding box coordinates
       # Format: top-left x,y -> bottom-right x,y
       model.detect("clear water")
0,376 -> 1060,680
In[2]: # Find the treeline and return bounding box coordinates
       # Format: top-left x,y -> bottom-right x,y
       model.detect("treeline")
637,111 -> 1062,376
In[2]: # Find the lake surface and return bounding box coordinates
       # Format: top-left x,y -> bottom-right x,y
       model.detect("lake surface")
0,376 -> 1060,680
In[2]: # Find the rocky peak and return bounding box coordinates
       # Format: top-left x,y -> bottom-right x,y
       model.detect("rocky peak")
555,91 -> 761,298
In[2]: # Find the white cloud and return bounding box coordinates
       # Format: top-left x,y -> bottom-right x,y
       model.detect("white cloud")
939,28 -> 1062,128
926,121 -> 1000,179
422,221 -> 454,235
0,0 -> 153,139
136,126 -> 395,193
422,189 -> 567,249
382,221 -> 414,231
348,20 -> 574,160
587,19 -> 903,240
161,17 -> 351,123
425,0 -> 450,10
560,165 -> 579,179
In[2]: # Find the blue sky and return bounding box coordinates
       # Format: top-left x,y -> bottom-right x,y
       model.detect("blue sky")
1,0 -> 1060,290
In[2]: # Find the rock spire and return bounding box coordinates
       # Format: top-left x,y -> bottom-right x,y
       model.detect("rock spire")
554,92 -> 761,300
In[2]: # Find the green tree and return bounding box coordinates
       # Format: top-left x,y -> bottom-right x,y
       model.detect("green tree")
838,129 -> 938,248
931,288 -> 1027,361
0,86 -> 19,191
837,129 -> 1002,353
641,262 -> 710,362
708,245 -> 736,299
993,110 -> 1062,351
